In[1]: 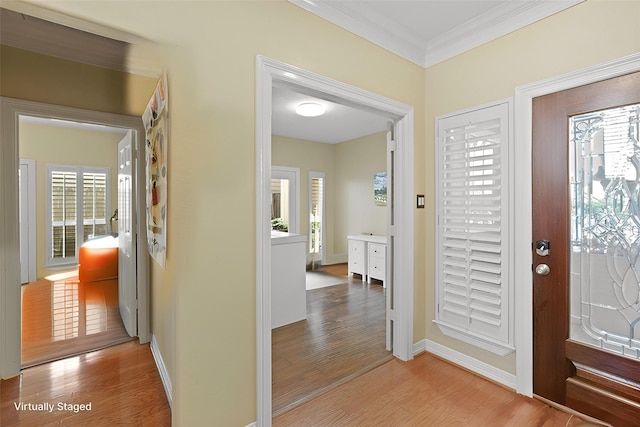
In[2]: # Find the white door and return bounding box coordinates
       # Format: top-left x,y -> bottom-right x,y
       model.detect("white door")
19,159 -> 36,284
386,129 -> 395,351
118,131 -> 137,337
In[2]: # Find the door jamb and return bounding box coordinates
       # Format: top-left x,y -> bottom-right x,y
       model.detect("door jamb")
256,55 -> 414,425
19,159 -> 37,284
0,97 -> 150,379
513,53 -> 640,397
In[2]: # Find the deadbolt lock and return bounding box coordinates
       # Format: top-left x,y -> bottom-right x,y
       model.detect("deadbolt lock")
536,240 -> 550,257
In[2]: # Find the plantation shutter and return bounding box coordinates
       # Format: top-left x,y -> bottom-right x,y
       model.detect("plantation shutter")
51,170 -> 77,260
435,101 -> 512,354
47,165 -> 110,267
83,172 -> 108,240
310,177 -> 323,254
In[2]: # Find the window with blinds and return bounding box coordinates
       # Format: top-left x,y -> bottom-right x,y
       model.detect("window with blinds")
83,172 -> 108,240
46,165 -> 110,267
435,100 -> 513,355
310,176 -> 324,254
51,170 -> 78,260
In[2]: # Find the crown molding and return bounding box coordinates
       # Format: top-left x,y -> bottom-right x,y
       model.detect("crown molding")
289,0 -> 426,66
424,0 -> 584,67
290,0 -> 584,68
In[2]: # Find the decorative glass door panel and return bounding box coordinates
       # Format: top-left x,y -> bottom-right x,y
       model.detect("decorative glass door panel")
570,103 -> 640,359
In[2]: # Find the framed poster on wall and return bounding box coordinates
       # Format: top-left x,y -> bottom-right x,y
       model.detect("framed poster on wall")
142,74 -> 168,268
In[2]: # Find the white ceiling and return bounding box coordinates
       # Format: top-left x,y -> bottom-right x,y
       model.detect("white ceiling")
1,1 -> 582,144
290,0 -> 583,68
272,85 -> 391,144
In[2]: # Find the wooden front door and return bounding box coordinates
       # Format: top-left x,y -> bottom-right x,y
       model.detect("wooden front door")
532,72 -> 640,424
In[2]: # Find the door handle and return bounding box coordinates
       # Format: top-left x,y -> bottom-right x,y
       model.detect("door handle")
535,264 -> 551,276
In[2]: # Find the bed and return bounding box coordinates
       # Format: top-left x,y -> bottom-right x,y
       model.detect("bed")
78,235 -> 119,283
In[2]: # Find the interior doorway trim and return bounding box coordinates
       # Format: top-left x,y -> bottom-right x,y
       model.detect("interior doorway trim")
19,158 -> 37,284
256,55 -> 414,425
513,52 -> 640,397
0,97 -> 150,379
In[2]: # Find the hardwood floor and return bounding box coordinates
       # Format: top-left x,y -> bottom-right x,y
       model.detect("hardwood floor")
22,273 -> 133,368
1,340 -> 171,426
274,351 -> 608,426
273,264 -> 391,416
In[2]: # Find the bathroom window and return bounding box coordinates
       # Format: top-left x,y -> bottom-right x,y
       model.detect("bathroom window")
434,100 -> 514,355
271,166 -> 299,233
46,164 -> 110,267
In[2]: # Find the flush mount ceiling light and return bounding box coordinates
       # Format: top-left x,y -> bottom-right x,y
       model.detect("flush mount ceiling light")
296,102 -> 326,117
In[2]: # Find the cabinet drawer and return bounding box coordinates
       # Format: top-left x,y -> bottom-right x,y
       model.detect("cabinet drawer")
368,243 -> 386,259
367,243 -> 386,282
368,256 -> 385,279
348,239 -> 366,276
350,239 -> 365,255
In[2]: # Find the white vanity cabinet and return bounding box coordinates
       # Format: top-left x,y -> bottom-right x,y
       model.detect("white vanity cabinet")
347,235 -> 387,285
367,242 -> 386,283
348,239 -> 366,278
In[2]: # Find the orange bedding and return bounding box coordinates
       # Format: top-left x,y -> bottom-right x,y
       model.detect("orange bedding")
78,236 -> 118,283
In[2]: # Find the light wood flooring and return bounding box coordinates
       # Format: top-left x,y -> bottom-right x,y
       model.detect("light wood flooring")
21,273 -> 133,368
274,351 -> 607,426
1,340 -> 171,426
272,264 -> 392,416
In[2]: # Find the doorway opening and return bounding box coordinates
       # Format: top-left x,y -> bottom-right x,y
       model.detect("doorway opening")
18,115 -> 137,368
271,125 -> 391,414
0,97 -> 150,378
256,56 -> 414,425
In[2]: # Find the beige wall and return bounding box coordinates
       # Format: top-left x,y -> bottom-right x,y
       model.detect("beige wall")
333,132 -> 387,254
272,135 -> 335,261
424,0 -> 640,374
19,121 -> 122,278
30,2 -> 423,425
0,45 -> 153,116
272,132 -> 387,264
5,0 -> 638,424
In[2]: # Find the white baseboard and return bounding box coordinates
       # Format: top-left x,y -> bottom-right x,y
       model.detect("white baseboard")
244,423 -> 257,427
150,334 -> 173,409
414,339 -> 517,390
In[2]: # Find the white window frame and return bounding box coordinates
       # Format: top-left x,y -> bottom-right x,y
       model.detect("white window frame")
271,166 -> 300,234
45,164 -> 111,268
434,98 -> 514,356
308,171 -> 326,262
